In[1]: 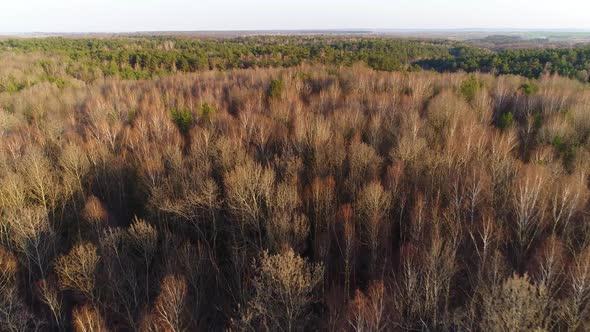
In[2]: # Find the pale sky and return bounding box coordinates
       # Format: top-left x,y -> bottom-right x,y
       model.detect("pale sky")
1,0 -> 590,32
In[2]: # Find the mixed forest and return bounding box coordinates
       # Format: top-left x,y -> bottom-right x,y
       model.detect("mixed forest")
1,35 -> 590,331
2,36 -> 590,84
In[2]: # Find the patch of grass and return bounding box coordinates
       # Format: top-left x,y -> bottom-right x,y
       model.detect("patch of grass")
0,76 -> 26,93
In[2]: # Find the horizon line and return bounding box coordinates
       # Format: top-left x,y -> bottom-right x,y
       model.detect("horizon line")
2,27 -> 590,34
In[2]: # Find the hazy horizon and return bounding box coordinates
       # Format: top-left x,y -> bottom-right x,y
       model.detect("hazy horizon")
2,0 -> 590,33
3,28 -> 590,34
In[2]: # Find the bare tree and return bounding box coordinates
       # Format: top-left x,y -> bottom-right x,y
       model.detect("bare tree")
224,160 -> 275,248
0,171 -> 28,222
158,177 -> 221,246
531,235 -> 566,300
72,305 -> 109,332
59,142 -> 90,199
481,273 -> 551,331
36,279 -> 64,331
341,204 -> 356,299
267,182 -> 309,253
7,207 -> 55,283
464,167 -> 490,224
0,247 -> 43,331
21,148 -> 62,214
55,242 -> 99,302
346,140 -> 382,196
422,214 -> 457,329
128,217 -> 158,303
153,275 -> 188,332
348,281 -> 388,332
99,227 -> 141,329
549,173 -> 588,236
236,248 -> 324,332
394,243 -> 421,329
562,246 -> 590,331
306,176 -> 336,263
355,181 -> 391,278
85,98 -> 124,152
511,166 -> 548,265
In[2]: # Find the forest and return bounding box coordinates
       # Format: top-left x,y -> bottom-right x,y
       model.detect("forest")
1,36 -> 590,331
0,36 -> 454,79
2,36 -> 590,84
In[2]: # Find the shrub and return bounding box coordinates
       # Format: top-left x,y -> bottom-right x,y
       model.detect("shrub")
551,135 -> 577,172
460,75 -> 481,102
198,102 -> 216,123
498,111 -> 514,130
0,76 -> 26,93
170,107 -> 193,134
520,81 -> 539,96
267,79 -> 284,99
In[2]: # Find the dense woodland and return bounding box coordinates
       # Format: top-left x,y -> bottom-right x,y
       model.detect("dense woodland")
2,36 -> 590,85
2,36 -> 590,331
0,36 -> 454,80
419,47 -> 590,83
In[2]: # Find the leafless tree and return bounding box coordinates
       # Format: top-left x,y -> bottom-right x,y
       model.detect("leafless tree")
153,275 -> 188,332
7,207 -> 55,283
225,160 -> 275,248
36,279 -> 64,331
481,273 -> 551,331
346,140 -> 383,196
72,304 -> 109,332
0,247 -> 43,331
55,242 -> 99,302
562,246 -> 590,331
549,173 -> 588,236
511,165 -> 548,264
348,281 -> 388,332
99,227 -> 141,329
355,182 -> 391,278
128,217 -> 158,303
341,204 -> 356,299
267,182 -> 309,253
236,248 -> 324,332
20,148 -> 61,214
307,176 -> 337,263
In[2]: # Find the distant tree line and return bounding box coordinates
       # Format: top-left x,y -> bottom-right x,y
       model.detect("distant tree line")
4,36 -> 590,82
0,36 -> 454,80
418,46 -> 590,82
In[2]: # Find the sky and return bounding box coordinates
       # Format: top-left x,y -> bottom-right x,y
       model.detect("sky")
1,0 -> 590,33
